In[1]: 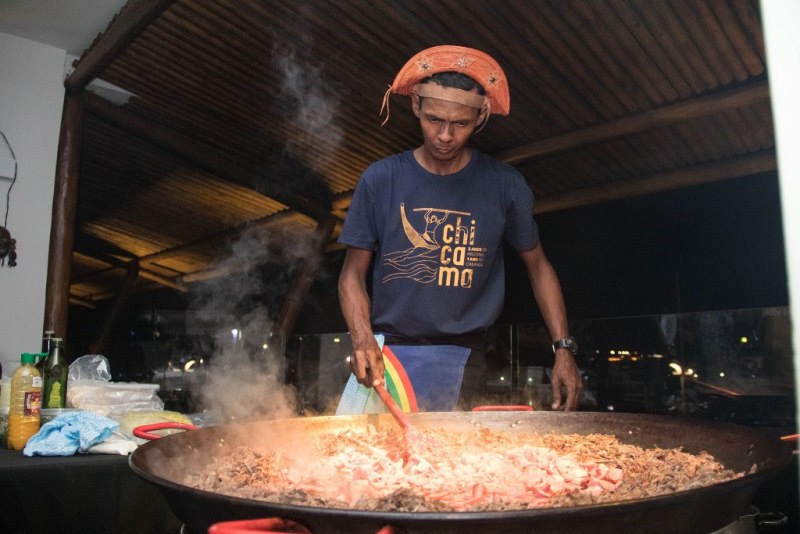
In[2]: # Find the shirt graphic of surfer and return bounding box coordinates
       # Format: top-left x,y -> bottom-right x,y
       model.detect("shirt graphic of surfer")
383,203 -> 482,287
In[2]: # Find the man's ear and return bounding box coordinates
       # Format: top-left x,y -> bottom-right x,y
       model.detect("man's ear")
411,93 -> 421,118
473,102 -> 491,134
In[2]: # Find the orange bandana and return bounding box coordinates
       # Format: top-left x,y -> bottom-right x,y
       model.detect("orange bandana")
381,45 -> 510,126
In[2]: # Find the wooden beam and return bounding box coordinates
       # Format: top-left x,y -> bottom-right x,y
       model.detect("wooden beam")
69,295 -> 96,309
74,280 -> 162,303
331,82 -> 770,214
496,81 -> 770,165
84,93 -> 331,221
72,211 -> 315,294
267,216 -> 338,357
534,151 -> 777,214
44,95 -> 83,338
65,0 -> 175,93
89,262 -> 141,354
74,254 -> 187,292
137,211 -> 300,267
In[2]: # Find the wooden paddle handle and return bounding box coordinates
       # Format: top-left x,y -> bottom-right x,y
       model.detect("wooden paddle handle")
374,384 -> 411,429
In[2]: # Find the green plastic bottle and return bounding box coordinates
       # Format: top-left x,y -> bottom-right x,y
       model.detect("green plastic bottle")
43,338 -> 68,409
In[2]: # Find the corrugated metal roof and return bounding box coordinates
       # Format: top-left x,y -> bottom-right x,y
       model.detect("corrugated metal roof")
68,0 -> 774,305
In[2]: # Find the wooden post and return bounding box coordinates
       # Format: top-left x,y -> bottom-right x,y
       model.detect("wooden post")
89,262 -> 141,354
268,216 -> 337,357
43,95 -> 84,338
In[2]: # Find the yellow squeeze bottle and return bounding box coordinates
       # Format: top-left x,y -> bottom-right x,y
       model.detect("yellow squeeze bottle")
7,353 -> 43,450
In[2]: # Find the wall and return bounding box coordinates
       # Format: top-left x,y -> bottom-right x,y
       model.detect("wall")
762,0 -> 800,433
0,32 -> 66,377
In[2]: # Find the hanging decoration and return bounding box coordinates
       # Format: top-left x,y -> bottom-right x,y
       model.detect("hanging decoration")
0,129 -> 17,268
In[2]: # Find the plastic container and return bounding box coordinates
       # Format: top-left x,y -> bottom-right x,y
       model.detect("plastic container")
40,408 -> 81,425
7,353 -> 43,451
0,407 -> 8,449
0,377 -> 10,409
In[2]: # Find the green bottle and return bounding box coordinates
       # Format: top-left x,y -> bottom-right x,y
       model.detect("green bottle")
43,338 -> 68,409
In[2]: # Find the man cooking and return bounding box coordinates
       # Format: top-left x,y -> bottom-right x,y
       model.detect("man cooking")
338,45 -> 582,411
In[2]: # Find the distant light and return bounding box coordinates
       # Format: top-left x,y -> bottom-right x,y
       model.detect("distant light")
184,360 -> 196,372
740,336 -> 748,344
527,377 -> 533,382
719,372 -> 726,378
607,405 -> 615,411
499,376 -> 506,381
651,354 -> 664,359
686,368 -> 695,377
610,350 -> 616,355
262,343 -> 268,350
608,356 -> 622,362
669,362 -> 683,376
333,337 -> 341,343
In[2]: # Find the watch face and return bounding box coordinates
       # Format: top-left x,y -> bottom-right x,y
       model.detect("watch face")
553,338 -> 578,354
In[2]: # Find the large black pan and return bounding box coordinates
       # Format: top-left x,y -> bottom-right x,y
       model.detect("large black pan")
129,411 -> 793,534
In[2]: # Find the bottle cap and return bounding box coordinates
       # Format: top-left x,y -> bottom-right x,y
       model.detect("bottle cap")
21,353 -> 36,364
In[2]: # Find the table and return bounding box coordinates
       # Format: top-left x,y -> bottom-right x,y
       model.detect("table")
0,449 -> 182,534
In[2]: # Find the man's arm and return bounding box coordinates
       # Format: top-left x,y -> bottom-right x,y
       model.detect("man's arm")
338,246 -> 385,387
518,245 -> 583,411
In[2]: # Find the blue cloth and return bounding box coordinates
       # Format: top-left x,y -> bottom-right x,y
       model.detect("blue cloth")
23,411 -> 119,456
387,344 -> 470,411
336,335 -> 471,414
338,150 -> 539,338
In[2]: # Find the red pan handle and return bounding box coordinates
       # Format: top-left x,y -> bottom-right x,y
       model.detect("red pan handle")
208,518 -> 401,533
132,422 -> 198,440
208,518 -> 312,533
472,405 -> 534,412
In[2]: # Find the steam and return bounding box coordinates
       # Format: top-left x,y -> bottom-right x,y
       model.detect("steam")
186,43 -> 342,424
189,225 -> 319,422
272,43 -> 343,165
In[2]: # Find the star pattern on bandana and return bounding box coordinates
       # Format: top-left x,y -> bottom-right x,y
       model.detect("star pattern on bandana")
453,55 -> 475,70
416,55 -> 435,73
486,71 -> 502,87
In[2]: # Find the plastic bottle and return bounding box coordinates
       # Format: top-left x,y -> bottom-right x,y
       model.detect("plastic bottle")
43,338 -> 68,409
7,353 -> 43,451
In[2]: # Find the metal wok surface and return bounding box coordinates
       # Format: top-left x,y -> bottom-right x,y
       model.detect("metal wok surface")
129,411 -> 793,534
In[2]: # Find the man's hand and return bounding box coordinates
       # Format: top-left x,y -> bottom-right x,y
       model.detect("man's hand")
550,349 -> 583,411
349,338 -> 385,388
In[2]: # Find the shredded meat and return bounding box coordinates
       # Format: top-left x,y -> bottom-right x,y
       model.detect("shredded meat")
184,427 -> 744,512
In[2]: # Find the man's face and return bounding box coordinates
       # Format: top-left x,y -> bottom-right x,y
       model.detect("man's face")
412,93 -> 484,164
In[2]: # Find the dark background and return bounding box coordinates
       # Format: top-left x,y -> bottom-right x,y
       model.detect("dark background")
68,170 -> 788,350
296,170 -> 787,333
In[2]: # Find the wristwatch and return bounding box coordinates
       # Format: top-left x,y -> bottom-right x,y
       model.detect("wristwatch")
551,337 -> 578,355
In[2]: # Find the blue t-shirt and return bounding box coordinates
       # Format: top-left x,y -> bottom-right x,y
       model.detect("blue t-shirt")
339,150 -> 539,338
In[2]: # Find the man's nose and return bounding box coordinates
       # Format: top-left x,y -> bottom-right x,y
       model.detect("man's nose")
437,123 -> 454,141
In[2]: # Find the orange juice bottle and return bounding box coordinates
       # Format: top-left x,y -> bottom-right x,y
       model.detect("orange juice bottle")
7,353 -> 43,451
